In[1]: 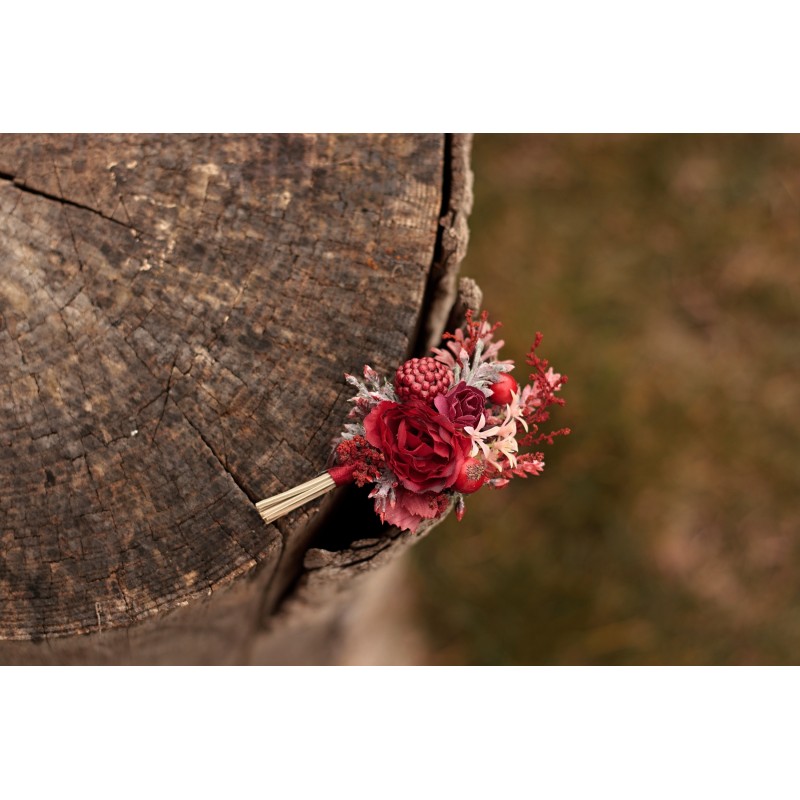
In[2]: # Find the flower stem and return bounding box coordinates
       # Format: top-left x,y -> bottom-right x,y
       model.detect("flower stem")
255,466 -> 355,526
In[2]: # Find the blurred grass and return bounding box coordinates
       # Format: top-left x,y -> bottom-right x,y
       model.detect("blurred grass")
409,134 -> 800,665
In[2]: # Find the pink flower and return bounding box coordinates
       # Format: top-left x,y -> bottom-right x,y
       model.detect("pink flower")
433,381 -> 486,428
363,400 -> 471,493
378,486 -> 448,533
463,411 -> 519,470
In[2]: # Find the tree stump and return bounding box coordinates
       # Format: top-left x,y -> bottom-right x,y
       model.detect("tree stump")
0,133 -> 473,664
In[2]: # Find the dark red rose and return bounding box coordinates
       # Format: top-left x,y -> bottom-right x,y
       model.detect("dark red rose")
363,400 -> 471,493
433,381 -> 486,428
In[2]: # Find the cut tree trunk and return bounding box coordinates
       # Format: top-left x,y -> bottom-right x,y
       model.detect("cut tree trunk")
0,133 -> 473,664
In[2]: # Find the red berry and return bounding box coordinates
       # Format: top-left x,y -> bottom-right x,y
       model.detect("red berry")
489,373 -> 518,405
453,457 -> 486,494
395,357 -> 452,402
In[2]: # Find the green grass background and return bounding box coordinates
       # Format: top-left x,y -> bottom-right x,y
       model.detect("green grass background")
409,134 -> 800,665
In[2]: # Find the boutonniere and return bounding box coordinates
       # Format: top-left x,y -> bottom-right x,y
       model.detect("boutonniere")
257,310 -> 569,532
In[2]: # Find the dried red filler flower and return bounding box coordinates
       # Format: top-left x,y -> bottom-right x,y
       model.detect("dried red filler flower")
334,435 -> 385,487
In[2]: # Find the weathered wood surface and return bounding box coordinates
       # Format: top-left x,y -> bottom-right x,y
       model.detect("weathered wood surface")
0,133 -> 473,663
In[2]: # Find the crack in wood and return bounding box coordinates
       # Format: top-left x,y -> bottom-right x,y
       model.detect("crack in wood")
410,133 -> 473,356
0,169 -> 133,231
176,400 -> 260,506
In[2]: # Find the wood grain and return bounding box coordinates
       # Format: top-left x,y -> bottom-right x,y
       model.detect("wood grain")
0,133 -> 472,663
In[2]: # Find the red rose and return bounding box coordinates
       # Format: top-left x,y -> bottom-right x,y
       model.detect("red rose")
363,400 -> 471,493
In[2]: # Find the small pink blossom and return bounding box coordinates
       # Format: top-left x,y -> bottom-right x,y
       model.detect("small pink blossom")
464,411 -> 519,471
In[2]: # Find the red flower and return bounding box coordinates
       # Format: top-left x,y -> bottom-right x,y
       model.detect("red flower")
379,486 -> 449,533
433,381 -> 486,428
363,400 -> 471,493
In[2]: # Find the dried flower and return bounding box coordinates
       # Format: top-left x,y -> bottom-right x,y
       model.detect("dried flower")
433,381 -> 486,428
258,310 -> 569,534
363,400 -> 471,493
394,357 -> 452,402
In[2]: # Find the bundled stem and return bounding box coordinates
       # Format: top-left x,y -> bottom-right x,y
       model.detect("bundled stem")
255,473 -> 336,525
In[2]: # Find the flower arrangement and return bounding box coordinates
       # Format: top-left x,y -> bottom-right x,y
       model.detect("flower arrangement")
256,310 -> 569,532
